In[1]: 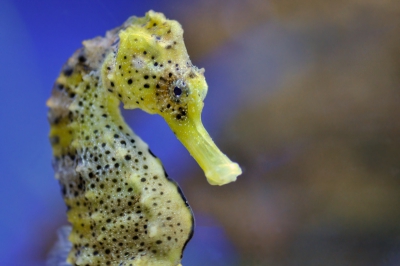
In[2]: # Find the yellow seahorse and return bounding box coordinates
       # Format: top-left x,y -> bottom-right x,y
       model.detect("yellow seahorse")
47,11 -> 241,266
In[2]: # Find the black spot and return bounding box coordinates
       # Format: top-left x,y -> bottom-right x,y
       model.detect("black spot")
144,84 -> 150,88
78,55 -> 86,63
127,79 -> 133,85
56,83 -> 64,90
63,66 -> 73,76
140,178 -> 146,182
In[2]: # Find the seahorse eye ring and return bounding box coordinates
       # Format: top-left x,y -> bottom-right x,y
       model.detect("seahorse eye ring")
170,79 -> 187,99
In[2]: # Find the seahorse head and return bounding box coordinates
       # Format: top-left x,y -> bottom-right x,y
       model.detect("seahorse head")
103,11 -> 241,185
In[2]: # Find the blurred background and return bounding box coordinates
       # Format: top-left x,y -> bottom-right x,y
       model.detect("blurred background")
1,0 -> 400,265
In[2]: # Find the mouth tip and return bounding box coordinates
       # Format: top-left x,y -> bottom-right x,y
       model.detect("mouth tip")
205,162 -> 242,186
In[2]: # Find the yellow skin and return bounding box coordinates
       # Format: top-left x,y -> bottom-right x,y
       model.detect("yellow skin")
47,11 -> 241,266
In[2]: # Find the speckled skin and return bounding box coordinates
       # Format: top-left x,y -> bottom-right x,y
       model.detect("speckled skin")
47,11 -> 241,266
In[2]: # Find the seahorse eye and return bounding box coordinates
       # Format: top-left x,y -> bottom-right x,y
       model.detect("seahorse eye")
173,86 -> 182,97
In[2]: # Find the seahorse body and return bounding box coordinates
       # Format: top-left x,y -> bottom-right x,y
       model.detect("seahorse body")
47,11 -> 241,266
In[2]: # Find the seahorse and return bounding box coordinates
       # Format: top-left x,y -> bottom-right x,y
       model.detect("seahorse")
47,11 -> 241,266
